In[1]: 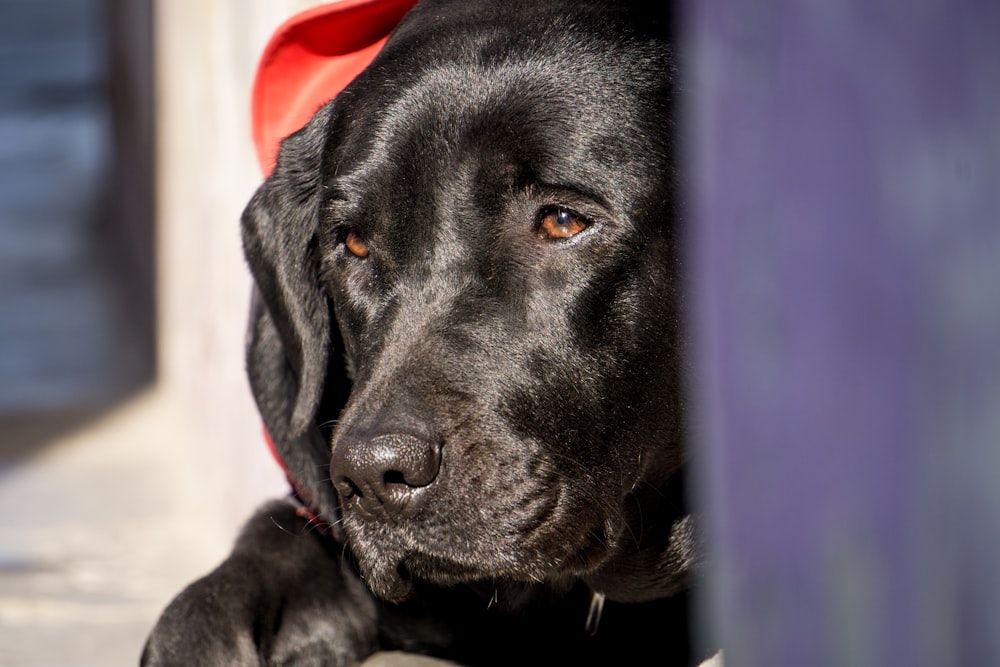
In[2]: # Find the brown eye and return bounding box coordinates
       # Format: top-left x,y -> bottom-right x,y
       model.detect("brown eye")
344,228 -> 369,258
539,208 -> 587,240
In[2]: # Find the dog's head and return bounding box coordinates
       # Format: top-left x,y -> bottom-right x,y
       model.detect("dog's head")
243,0 -> 693,605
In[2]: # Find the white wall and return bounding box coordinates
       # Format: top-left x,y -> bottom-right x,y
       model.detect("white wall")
154,0 -> 329,518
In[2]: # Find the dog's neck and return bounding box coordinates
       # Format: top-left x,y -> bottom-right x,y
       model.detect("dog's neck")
583,468 -> 700,604
583,511 -> 698,604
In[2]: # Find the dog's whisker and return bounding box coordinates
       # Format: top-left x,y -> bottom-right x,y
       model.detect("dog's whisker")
317,418 -> 341,431
268,514 -> 297,536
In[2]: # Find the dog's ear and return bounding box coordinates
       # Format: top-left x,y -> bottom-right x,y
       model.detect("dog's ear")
242,104 -> 334,438
246,287 -> 341,519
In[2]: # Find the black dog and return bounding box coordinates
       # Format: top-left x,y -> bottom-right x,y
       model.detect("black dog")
144,0 -> 706,664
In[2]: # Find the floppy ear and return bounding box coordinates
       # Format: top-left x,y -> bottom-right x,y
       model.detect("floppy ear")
246,287 -> 342,521
242,103 -> 333,438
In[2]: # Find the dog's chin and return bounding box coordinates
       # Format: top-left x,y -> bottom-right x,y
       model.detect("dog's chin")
355,556 -> 414,603
346,519 -> 622,604
349,549 -> 497,603
356,551 -> 574,604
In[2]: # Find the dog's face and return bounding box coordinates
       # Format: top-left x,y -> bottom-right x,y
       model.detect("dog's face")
244,0 -> 691,606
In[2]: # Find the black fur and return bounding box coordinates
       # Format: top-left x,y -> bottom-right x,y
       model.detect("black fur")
144,1 -> 703,664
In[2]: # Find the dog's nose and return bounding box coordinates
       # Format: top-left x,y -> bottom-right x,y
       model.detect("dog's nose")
331,433 -> 441,518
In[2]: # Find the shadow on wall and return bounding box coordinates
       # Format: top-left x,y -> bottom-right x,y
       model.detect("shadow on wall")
0,0 -> 155,464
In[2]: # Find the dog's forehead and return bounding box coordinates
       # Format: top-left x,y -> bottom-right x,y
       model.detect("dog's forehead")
324,1 -> 674,202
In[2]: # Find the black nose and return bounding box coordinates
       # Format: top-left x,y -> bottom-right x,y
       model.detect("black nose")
331,432 -> 441,518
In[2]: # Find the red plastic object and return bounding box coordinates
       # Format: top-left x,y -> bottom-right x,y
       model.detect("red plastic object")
252,0 -> 418,175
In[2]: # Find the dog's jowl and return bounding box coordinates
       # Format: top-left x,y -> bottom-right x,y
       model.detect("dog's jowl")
143,1 -> 709,665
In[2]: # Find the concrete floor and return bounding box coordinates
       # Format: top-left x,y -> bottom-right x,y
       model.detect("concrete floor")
0,388 -> 241,667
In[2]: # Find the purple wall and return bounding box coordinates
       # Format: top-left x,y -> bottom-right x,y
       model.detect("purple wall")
687,1 -> 1000,664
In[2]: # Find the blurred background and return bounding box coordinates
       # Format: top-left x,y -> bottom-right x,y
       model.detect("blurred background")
0,1 -> 327,665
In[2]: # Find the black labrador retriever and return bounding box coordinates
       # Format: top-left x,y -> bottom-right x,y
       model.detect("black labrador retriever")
144,0 -> 705,664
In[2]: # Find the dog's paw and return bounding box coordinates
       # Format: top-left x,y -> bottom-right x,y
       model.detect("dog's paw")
140,572 -> 260,666
142,575 -> 374,667
142,500 -> 379,666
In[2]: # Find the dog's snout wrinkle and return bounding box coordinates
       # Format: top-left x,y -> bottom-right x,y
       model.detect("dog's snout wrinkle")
331,433 -> 441,519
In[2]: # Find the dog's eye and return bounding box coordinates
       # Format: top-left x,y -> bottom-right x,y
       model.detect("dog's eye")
343,228 -> 369,258
538,208 -> 588,240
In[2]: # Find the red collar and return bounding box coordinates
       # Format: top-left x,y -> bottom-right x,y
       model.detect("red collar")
262,426 -> 343,539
